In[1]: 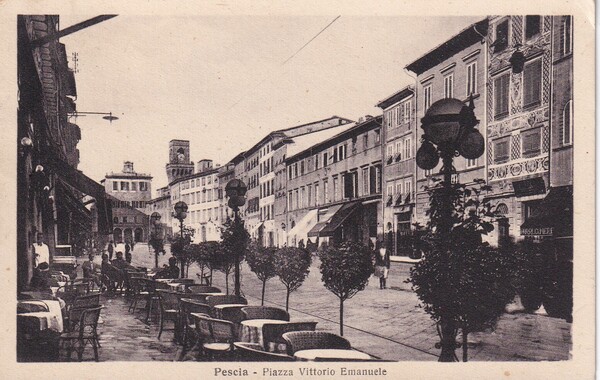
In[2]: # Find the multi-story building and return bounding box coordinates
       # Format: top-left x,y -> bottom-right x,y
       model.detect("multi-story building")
282,116 -> 383,249
166,139 -> 194,183
376,86 -> 417,257
103,161 -> 152,243
238,116 -> 354,246
406,18 -> 489,236
17,15 -> 112,289
484,16 -> 554,245
216,152 -> 245,224
169,159 -> 221,242
146,186 -> 173,239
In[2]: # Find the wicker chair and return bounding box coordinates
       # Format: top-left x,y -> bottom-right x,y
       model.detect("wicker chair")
234,342 -> 295,362
205,295 -> 247,308
241,306 -> 290,322
203,317 -> 237,360
128,277 -> 151,313
262,321 -> 318,352
191,313 -> 213,359
179,299 -> 212,349
60,306 -> 103,361
139,278 -> 160,324
281,331 -> 351,356
17,300 -> 49,313
157,290 -> 180,339
188,285 -> 221,294
66,293 -> 101,332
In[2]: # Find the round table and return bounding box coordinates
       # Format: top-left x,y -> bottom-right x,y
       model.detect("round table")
212,304 -> 247,320
294,349 -> 372,361
17,300 -> 64,332
240,319 -> 289,348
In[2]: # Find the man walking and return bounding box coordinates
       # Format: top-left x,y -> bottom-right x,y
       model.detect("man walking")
107,241 -> 114,261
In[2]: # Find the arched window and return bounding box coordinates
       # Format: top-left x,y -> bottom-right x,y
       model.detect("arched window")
563,100 -> 573,145
495,203 -> 510,247
561,16 -> 572,55
495,203 -> 509,216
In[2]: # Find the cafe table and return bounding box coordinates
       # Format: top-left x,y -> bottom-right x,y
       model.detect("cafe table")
17,300 -> 64,333
193,292 -> 226,303
240,319 -> 288,348
293,349 -> 372,361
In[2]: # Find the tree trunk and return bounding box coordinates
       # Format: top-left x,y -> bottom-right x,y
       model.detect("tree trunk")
462,327 -> 468,362
209,268 -> 213,286
225,273 -> 229,295
261,280 -> 266,306
285,288 -> 290,312
154,250 -> 158,269
180,261 -> 185,278
339,298 -> 344,336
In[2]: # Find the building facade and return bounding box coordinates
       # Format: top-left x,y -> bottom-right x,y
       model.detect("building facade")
103,161 -> 152,243
166,139 -> 194,183
377,86 -> 417,257
406,18 -> 489,239
17,15 -> 112,290
282,116 -> 383,249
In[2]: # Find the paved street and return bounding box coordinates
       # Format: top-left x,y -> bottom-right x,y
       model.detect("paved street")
116,243 -> 572,362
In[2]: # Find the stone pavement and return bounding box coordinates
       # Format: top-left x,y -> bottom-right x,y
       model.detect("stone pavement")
81,244 -> 571,362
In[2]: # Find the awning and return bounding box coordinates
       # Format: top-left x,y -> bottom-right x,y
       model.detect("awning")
287,209 -> 318,244
318,201 -> 362,237
307,204 -> 343,238
520,186 -> 573,238
46,151 -> 113,234
56,178 -> 92,222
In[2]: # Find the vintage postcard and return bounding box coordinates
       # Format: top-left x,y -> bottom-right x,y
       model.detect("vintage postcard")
0,1 -> 595,379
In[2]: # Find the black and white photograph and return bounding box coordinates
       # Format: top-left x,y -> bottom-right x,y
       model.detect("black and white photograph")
5,2 -> 595,379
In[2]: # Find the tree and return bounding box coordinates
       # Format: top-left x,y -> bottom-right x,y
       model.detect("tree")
408,180 -> 517,361
274,247 -> 312,312
246,242 -> 277,305
219,217 -> 250,294
169,225 -> 195,278
192,241 -> 220,285
318,242 -> 374,335
148,237 -> 166,269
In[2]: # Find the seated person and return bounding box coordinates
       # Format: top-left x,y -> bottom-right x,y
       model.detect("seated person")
153,257 -> 180,280
101,253 -> 124,292
82,253 -> 102,287
111,251 -> 139,272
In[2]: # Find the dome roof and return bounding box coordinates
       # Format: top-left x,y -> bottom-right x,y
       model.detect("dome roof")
424,98 -> 466,118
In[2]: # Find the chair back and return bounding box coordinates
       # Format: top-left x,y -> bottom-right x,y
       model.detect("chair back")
71,293 -> 101,310
65,281 -> 89,295
139,278 -> 157,293
206,295 -> 247,308
17,300 -> 49,314
177,292 -> 212,303
193,314 -> 213,343
220,307 -> 246,326
281,331 -> 351,355
180,299 -> 212,316
262,321 -> 318,351
157,289 -> 180,311
78,306 -> 103,337
242,306 -> 290,321
233,342 -> 295,362
209,318 -> 236,344
188,285 -> 221,294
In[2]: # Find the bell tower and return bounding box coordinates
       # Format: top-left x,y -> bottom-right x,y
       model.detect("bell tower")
166,140 -> 194,183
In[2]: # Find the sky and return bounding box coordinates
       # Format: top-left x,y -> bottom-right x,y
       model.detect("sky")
59,15 -> 481,194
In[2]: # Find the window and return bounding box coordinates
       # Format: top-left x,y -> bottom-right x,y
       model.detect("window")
123,216 -> 128,223
307,185 -> 313,207
494,19 -> 509,53
322,152 -> 328,167
363,133 -> 368,149
375,129 -> 380,143
294,189 -> 299,211
287,191 -> 292,210
424,84 -> 432,111
494,73 -> 510,119
522,129 -> 541,156
466,61 -> 477,96
494,139 -> 510,163
340,144 -> 347,160
314,183 -> 320,206
525,15 -> 541,39
323,180 -> 329,203
466,158 -> 477,168
562,100 -> 573,145
300,187 -> 305,209
112,181 -> 118,191
300,160 -> 305,175
333,176 -> 339,201
369,165 -> 382,194
523,59 -> 542,108
131,182 -> 137,191
362,167 -> 369,195
404,179 -> 412,202
332,147 -> 338,163
121,181 -> 129,191
314,154 -> 320,170
444,73 -> 454,98
201,177 -> 206,186
561,16 -> 572,55
293,162 -> 298,178
386,145 -> 394,164
404,137 -> 413,159
386,110 -> 392,129
403,101 -> 411,124
395,141 -> 402,161
395,182 -> 402,199
424,169 -> 433,176
288,166 -> 293,180
113,217 -> 119,224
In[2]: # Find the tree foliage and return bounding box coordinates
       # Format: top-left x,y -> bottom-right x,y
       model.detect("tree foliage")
274,247 -> 312,311
218,217 -> 250,294
246,242 -> 277,305
318,242 -> 374,335
408,180 -> 517,361
169,225 -> 195,277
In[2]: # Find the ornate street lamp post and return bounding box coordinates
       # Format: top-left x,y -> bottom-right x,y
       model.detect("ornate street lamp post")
150,212 -> 162,269
225,179 -> 247,297
173,201 -> 188,278
415,96 -> 484,362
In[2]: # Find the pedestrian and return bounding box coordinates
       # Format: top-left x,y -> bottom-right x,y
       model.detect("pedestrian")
32,232 -> 50,269
375,240 -> 391,289
107,241 -> 114,261
82,253 -> 102,287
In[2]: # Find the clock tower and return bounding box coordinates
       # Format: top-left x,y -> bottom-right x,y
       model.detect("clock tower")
166,140 -> 194,183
